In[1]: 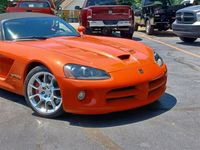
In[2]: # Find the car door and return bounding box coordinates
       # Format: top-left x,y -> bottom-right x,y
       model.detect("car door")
0,41 -> 15,79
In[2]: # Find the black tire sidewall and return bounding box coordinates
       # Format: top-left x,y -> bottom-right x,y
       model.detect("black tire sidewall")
180,37 -> 197,43
120,27 -> 134,39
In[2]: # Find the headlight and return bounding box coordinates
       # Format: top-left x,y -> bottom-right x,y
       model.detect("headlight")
64,64 -> 110,80
154,52 -> 164,67
197,12 -> 200,21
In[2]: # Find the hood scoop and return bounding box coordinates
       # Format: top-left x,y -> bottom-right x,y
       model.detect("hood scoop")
118,54 -> 130,60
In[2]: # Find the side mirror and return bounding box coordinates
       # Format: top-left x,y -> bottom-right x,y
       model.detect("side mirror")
58,6 -> 62,11
77,26 -> 86,34
75,6 -> 81,10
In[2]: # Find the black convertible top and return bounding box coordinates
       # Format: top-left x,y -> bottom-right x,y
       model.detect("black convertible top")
0,13 -> 57,40
0,12 -> 56,22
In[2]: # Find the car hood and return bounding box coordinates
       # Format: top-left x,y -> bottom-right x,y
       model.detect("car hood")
177,5 -> 200,13
16,36 -> 153,72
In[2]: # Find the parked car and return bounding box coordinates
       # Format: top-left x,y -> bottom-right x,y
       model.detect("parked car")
0,13 -> 167,118
173,5 -> 200,43
6,0 -> 55,15
134,0 -> 186,35
77,0 -> 134,38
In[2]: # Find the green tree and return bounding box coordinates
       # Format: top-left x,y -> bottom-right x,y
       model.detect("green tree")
0,0 -> 8,13
118,0 -> 142,8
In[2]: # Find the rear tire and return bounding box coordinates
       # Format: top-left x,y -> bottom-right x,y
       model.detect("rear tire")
146,20 -> 154,35
179,37 -> 197,43
134,22 -> 139,31
120,27 -> 134,39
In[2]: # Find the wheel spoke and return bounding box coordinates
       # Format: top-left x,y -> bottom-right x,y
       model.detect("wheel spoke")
29,94 -> 39,99
53,95 -> 61,100
43,74 -> 47,83
28,84 -> 38,90
50,77 -> 55,86
44,101 -> 48,112
35,99 -> 43,107
53,88 -> 60,91
34,77 -> 42,84
50,100 -> 56,109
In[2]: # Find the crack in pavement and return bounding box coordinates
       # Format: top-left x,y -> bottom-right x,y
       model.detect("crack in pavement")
135,32 -> 200,59
174,57 -> 200,72
83,128 -> 123,150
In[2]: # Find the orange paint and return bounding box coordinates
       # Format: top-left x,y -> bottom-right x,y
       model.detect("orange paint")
0,35 -> 167,114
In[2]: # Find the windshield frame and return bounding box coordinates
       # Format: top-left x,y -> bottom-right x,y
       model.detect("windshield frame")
2,17 -> 80,41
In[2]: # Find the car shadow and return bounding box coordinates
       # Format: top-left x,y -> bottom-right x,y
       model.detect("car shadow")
0,89 -> 26,106
0,89 -> 177,128
138,29 -> 177,37
176,41 -> 200,47
56,93 -> 177,128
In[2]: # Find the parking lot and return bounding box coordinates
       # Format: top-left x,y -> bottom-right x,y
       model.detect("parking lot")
0,30 -> 199,150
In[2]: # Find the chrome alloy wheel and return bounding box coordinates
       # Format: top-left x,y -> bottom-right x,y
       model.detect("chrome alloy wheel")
27,72 -> 62,115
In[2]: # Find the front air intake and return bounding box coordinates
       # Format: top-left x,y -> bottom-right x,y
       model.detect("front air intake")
118,54 -> 130,60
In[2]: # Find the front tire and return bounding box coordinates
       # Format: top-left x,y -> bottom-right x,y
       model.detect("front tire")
179,37 -> 197,43
24,66 -> 64,118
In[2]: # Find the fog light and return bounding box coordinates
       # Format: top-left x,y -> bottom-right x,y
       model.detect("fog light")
78,91 -> 86,101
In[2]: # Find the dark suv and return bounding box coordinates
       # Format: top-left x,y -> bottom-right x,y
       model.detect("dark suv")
134,0 -> 186,35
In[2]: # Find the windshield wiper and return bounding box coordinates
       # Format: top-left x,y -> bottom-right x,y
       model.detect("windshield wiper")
13,36 -> 49,41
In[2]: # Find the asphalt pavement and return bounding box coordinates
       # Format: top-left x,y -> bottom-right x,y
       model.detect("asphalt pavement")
0,30 -> 200,150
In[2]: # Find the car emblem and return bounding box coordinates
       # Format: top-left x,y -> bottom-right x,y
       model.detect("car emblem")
138,68 -> 144,74
108,10 -> 112,14
181,14 -> 184,20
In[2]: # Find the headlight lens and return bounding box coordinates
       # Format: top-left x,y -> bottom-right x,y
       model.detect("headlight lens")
197,12 -> 200,21
64,64 -> 110,80
154,52 -> 164,67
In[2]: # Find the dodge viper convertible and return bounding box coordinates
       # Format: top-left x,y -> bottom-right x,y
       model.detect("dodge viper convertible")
0,13 -> 167,118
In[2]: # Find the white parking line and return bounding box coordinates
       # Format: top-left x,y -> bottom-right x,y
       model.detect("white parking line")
135,33 -> 200,59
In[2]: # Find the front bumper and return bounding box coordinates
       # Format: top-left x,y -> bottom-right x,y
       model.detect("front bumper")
57,65 -> 167,115
172,21 -> 200,38
89,20 -> 132,28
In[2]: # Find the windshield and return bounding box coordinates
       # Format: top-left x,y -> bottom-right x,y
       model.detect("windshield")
19,2 -> 50,8
144,0 -> 171,6
86,0 -> 119,6
3,17 -> 79,41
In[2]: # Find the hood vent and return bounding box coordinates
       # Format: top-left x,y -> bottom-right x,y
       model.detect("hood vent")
118,54 -> 130,60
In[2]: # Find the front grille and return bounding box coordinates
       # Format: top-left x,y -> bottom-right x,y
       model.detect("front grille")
176,12 -> 195,24
106,96 -> 135,102
149,75 -> 167,92
105,74 -> 167,103
176,12 -> 182,22
106,86 -> 139,102
148,75 -> 167,98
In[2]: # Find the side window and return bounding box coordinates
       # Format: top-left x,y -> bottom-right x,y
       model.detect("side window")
144,0 -> 155,5
51,20 -> 73,34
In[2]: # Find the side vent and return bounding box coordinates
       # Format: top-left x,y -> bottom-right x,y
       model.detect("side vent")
118,54 -> 130,60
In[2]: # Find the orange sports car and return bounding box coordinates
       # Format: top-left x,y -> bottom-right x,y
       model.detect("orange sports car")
0,13 -> 167,118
